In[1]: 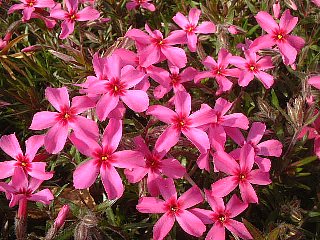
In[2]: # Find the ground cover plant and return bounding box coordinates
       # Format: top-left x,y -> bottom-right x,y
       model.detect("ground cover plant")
0,0 -> 319,239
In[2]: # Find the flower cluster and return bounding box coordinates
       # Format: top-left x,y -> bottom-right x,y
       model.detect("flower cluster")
3,0 -> 315,239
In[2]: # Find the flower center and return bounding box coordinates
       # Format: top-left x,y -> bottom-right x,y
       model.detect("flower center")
218,214 -> 226,222
277,34 -> 283,40
101,155 -> 109,161
249,66 -> 255,71
27,0 -> 36,7
186,25 -> 195,33
158,40 -> 164,45
239,173 -> 246,180
170,74 -> 181,86
107,78 -> 126,96
64,113 -> 70,119
146,155 -> 161,170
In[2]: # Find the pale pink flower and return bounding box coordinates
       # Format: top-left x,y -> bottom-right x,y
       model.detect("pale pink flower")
191,191 -> 252,240
250,10 -> 305,65
8,0 -> 56,21
125,136 -> 185,196
312,0 -> 320,7
230,50 -> 275,88
308,75 -> 320,89
54,204 -> 70,229
30,87 -> 98,154
171,8 -> 216,52
136,178 -> 206,240
196,98 -> 249,171
195,48 -> 241,95
147,90 -> 214,153
126,24 -> 187,68
70,119 -> 145,199
273,1 -> 281,19
126,0 -> 155,11
0,168 -> 54,218
227,25 -> 239,35
211,144 -> 271,203
50,0 -> 100,39
147,63 -> 197,99
83,53 -> 149,121
0,133 -> 53,180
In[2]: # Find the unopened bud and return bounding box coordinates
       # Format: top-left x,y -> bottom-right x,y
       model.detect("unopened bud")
54,205 -> 70,229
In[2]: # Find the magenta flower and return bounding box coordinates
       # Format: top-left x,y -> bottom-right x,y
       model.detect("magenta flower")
147,90 -> 214,153
171,8 -> 216,52
125,136 -> 185,196
126,0 -> 155,12
230,50 -> 275,88
84,54 -> 149,121
250,10 -> 305,65
308,75 -> 320,90
195,48 -> 241,95
148,63 -> 197,99
8,0 -> 56,21
196,98 -> 249,171
30,87 -> 98,154
136,178 -> 206,239
0,168 -> 54,218
126,24 -> 187,68
0,133 -> 53,181
50,0 -> 100,39
191,191 -> 252,240
70,119 -> 145,199
211,144 -> 271,203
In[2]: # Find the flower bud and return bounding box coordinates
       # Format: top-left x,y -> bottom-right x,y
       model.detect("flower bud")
54,205 -> 70,229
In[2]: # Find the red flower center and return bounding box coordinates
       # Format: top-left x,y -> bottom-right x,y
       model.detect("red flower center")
165,198 -> 181,215
146,155 -> 161,170
170,73 -> 181,86
273,30 -> 286,42
26,0 -> 36,7
185,24 -> 196,33
218,214 -> 226,223
173,115 -> 190,130
107,78 -> 126,96
16,155 -> 31,170
67,11 -> 78,21
239,173 -> 246,181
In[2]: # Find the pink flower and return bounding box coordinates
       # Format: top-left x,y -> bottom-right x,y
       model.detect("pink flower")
230,50 -> 275,88
312,0 -> 320,7
0,168 -> 54,218
298,111 -> 320,158
30,87 -> 98,154
225,122 -> 283,158
191,191 -> 252,240
136,178 -> 206,239
0,32 -> 12,50
273,1 -> 281,19
70,119 -> 145,199
227,25 -> 239,35
171,8 -> 216,52
308,75 -> 320,89
126,0 -> 155,12
147,63 -> 197,99
54,204 -> 70,229
147,90 -> 214,153
0,134 -> 53,180
196,98 -> 249,171
126,24 -> 187,68
125,136 -> 185,196
195,48 -> 241,95
50,0 -> 100,39
250,10 -> 305,65
8,0 -> 56,21
211,144 -> 271,203
83,53 -> 149,121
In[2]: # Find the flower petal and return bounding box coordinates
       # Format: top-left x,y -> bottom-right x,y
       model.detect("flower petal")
225,219 -> 252,239
25,135 -> 44,161
255,11 -> 278,34
172,12 -> 189,29
247,122 -> 266,144
29,111 -> 59,130
211,176 -> 238,197
76,6 -> 100,21
113,150 -> 145,168
146,105 -> 176,124
28,189 -> 54,205
188,8 -> 201,25
101,165 -> 124,199
182,127 -> 210,153
161,158 -> 186,178
155,126 -> 180,153
121,90 -> 149,112
249,34 -> 275,52
225,194 -> 248,218
153,212 -> 175,240
96,93 -> 119,121
178,186 -> 203,209
195,21 -> 216,34
176,210 -> 206,237
161,46 -> 187,69
102,118 -> 122,153
249,170 -> 271,185
205,222 -> 225,240
136,197 -> 166,213
73,159 -> 99,189
0,161 -> 16,179
0,133 -> 23,159
257,140 -> 283,157
158,178 -> 177,201
45,87 -> 70,112
239,181 -> 258,203
44,122 -> 69,154
214,151 -> 239,175
279,9 -> 298,34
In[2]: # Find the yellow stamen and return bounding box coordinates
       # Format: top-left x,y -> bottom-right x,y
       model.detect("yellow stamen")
249,66 -> 255,71
277,34 -> 283,40
101,156 -> 108,161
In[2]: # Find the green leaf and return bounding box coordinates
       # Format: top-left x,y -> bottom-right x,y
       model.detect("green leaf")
290,155 -> 318,167
267,227 -> 280,240
242,219 -> 264,240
